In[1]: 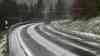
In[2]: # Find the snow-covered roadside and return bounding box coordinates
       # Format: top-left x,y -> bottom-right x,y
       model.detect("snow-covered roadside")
50,16 -> 100,35
50,17 -> 100,34
0,32 -> 8,56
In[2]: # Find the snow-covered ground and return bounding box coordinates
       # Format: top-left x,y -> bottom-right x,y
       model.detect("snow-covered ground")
50,16 -> 100,35
0,32 -> 8,56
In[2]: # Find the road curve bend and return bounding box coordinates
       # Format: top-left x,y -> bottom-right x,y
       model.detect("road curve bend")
8,23 -> 100,56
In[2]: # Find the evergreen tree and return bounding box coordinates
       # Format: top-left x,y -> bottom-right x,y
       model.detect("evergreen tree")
32,0 -> 44,18
73,0 -> 97,20
48,5 -> 55,20
0,0 -> 18,17
80,0 -> 96,19
96,0 -> 100,15
55,0 -> 67,19
18,3 -> 29,17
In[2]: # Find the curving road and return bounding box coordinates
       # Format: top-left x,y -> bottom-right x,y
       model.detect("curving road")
8,23 -> 100,56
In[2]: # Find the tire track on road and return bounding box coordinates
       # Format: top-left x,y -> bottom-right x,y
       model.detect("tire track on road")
36,24 -> 99,56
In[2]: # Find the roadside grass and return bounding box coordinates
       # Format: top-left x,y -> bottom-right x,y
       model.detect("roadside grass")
0,31 -> 8,56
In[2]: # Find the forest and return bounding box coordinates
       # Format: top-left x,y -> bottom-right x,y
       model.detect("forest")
0,0 -> 98,31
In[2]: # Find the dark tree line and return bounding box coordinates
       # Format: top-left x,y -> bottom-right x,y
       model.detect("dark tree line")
0,0 -> 98,19
72,0 -> 97,20
0,0 -> 99,31
96,0 -> 100,15
0,0 -> 18,16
